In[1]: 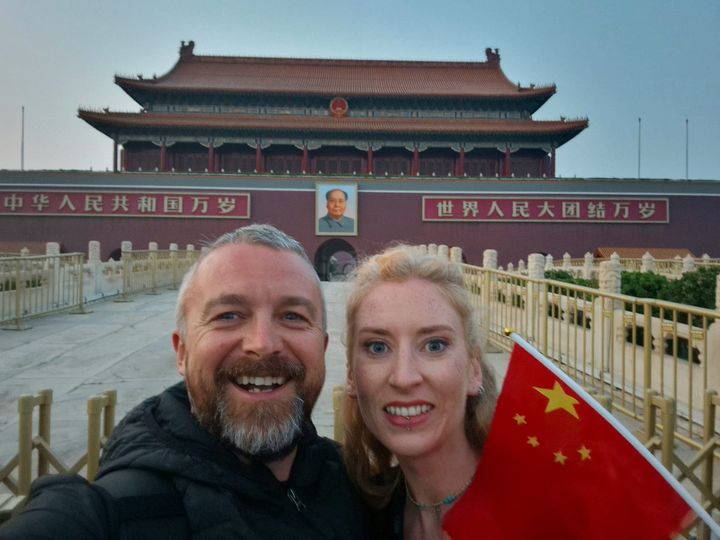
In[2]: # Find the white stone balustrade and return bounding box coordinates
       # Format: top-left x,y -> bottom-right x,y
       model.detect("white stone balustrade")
483,249 -> 498,270
0,240 -> 201,308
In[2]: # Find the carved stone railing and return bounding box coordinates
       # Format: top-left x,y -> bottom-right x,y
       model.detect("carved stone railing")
0,241 -> 200,328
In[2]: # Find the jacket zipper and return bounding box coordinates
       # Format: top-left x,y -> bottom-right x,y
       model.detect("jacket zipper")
287,488 -> 306,512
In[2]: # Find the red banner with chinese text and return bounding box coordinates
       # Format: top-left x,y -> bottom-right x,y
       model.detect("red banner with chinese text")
0,190 -> 251,219
423,196 -> 668,222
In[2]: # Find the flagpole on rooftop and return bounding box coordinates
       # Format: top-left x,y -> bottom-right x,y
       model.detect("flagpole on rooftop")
506,331 -> 720,537
685,118 -> 689,181
21,106 -> 25,171
637,117 -> 642,179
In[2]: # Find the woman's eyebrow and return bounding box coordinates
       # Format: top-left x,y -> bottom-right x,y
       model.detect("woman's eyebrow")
357,325 -> 455,336
356,326 -> 391,336
417,325 -> 455,335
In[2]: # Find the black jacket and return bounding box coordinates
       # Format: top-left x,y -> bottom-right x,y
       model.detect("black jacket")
0,382 -> 369,539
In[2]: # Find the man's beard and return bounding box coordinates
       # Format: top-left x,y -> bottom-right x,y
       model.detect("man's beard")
187,355 -> 317,457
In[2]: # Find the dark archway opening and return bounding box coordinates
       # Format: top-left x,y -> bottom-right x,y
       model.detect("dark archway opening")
314,239 -> 357,281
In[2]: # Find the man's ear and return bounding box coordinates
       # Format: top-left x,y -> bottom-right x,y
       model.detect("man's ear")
172,331 -> 187,377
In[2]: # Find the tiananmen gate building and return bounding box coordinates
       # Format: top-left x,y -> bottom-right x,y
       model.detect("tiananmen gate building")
2,42 -> 718,276
78,41 -> 587,179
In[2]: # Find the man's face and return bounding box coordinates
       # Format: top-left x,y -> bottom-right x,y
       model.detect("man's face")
326,190 -> 347,220
173,243 -> 327,456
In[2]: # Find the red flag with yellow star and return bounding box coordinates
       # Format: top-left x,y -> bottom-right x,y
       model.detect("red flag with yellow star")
443,338 -> 697,540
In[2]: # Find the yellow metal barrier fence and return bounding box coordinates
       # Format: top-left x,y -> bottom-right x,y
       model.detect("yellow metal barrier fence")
462,265 -> 720,448
0,253 -> 87,329
0,389 -> 116,522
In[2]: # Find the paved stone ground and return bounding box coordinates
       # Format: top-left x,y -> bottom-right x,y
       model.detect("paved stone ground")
0,283 -> 510,468
0,291 -> 182,467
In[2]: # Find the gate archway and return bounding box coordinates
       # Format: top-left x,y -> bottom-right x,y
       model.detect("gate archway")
314,239 -> 357,281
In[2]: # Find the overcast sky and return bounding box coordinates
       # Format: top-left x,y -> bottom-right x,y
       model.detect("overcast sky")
1,0 -> 718,180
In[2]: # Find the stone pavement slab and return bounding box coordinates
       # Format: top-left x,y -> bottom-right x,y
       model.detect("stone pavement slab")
0,290 -> 182,466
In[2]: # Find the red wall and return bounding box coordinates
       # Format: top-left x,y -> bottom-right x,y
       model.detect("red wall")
1,172 -> 718,266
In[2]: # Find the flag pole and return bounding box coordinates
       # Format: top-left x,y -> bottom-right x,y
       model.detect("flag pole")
637,117 -> 642,179
21,106 -> 25,171
506,331 -> 720,537
685,118 -> 689,181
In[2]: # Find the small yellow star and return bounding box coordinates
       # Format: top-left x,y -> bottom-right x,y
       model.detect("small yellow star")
527,436 -> 540,448
578,445 -> 592,461
553,451 -> 567,465
533,381 -> 580,419
513,414 -> 527,425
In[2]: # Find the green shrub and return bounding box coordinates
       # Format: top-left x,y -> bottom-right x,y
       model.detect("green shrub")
545,270 -> 598,289
657,267 -> 720,310
621,271 -> 670,299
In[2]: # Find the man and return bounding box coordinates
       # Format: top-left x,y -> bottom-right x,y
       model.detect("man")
0,224 -> 368,539
318,189 -> 355,233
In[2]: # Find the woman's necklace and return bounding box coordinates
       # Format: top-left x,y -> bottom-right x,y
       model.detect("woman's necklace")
405,474 -> 475,513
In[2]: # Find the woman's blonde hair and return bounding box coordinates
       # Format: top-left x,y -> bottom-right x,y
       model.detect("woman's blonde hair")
343,245 -> 497,508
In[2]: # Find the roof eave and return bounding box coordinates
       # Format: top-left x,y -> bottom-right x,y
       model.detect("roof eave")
78,110 -> 587,143
113,78 -> 556,102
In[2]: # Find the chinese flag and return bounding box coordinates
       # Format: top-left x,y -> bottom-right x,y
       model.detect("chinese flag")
444,341 -> 695,540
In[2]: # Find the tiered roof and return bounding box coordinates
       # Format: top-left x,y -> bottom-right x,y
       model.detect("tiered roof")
79,42 -> 587,148
115,41 -> 555,105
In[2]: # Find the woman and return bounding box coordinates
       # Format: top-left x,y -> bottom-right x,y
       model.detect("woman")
344,245 -> 498,539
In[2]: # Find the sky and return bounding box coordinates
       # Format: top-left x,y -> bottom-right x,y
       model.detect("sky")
1,0 -> 718,180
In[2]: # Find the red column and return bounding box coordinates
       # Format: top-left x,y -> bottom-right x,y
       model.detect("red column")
367,147 -> 374,175
504,148 -> 511,177
113,139 -> 118,173
255,144 -> 263,173
456,148 -> 465,177
207,143 -> 215,173
550,148 -> 556,177
412,146 -> 420,175
302,144 -> 309,173
159,143 -> 167,172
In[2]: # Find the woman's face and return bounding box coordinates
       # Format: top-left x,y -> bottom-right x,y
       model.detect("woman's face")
348,278 -> 482,461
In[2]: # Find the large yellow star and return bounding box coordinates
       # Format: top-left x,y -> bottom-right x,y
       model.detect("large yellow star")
533,381 -> 580,419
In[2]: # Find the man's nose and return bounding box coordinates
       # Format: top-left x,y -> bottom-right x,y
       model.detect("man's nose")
388,346 -> 422,388
241,316 -> 282,357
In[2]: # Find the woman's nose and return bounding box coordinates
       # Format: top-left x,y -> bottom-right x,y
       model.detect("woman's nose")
388,346 -> 422,388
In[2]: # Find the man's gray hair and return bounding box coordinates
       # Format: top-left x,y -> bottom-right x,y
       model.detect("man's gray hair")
176,223 -> 325,336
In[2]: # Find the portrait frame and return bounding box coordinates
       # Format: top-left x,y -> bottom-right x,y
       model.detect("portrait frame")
315,182 -> 358,236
